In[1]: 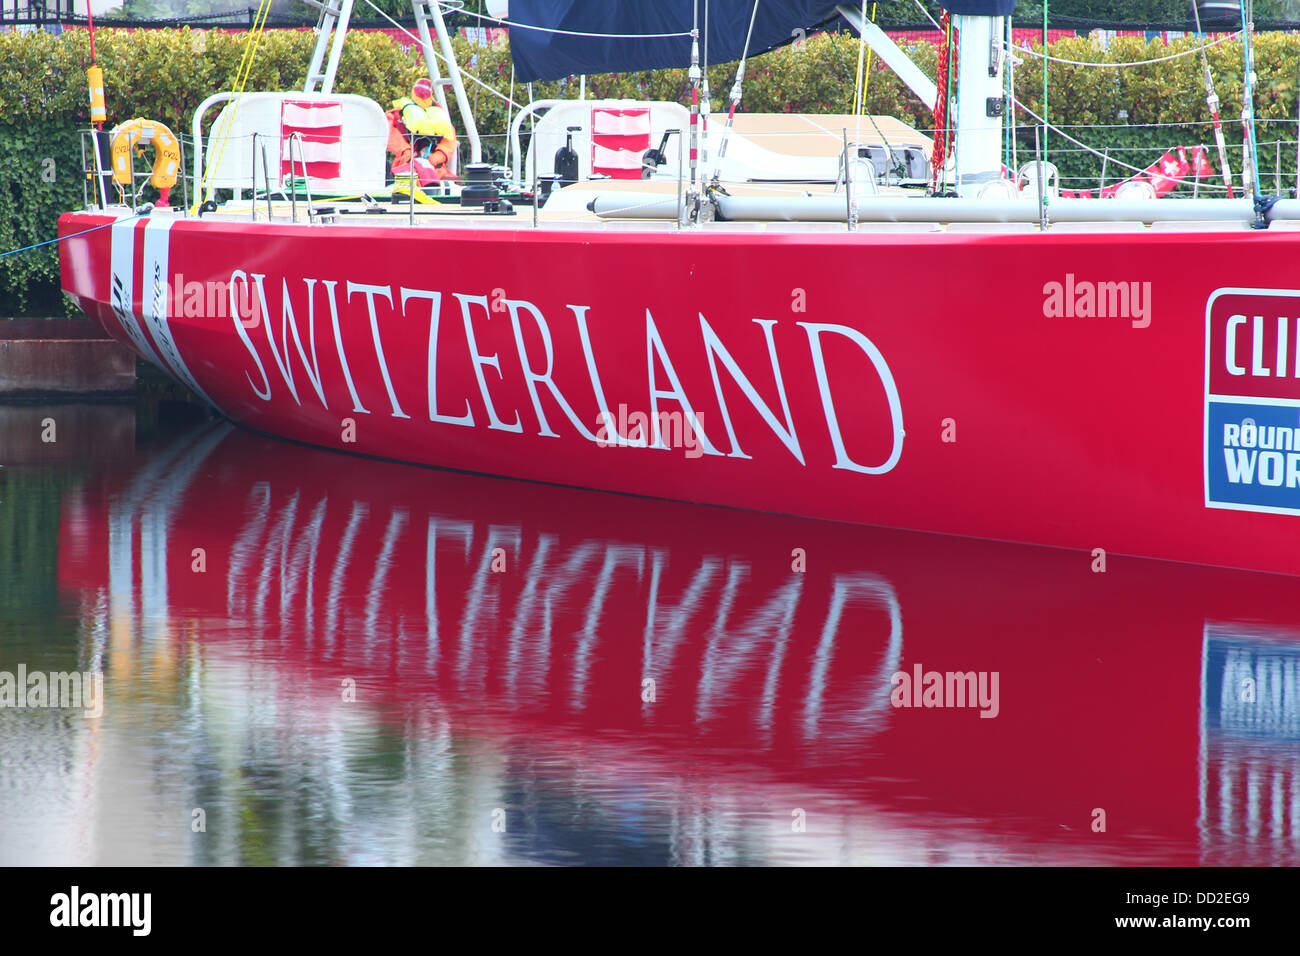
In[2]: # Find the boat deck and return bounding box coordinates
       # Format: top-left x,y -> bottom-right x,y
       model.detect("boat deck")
118,203 -> 1300,234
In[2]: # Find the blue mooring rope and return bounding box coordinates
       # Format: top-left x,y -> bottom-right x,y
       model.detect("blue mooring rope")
0,215 -> 138,262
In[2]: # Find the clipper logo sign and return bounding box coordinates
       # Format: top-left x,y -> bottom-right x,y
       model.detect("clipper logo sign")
1205,288 -> 1300,515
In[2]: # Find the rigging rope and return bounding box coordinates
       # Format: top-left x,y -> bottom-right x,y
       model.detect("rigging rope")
196,0 -> 274,208
709,0 -> 762,190
1191,1 -> 1235,197
911,0 -> 941,32
690,0 -> 701,189
1241,0 -> 1262,196
853,0 -> 868,117
701,0 -> 712,179
862,2 -> 878,110
1041,0 -> 1049,161
1005,18 -> 1015,177
1010,31 -> 1240,68
362,0 -> 523,109
87,4 -> 97,62
1013,97 -> 1231,191
452,6 -> 692,39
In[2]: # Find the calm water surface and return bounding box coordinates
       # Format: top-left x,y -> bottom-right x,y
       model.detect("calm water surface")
1,401 -> 1299,865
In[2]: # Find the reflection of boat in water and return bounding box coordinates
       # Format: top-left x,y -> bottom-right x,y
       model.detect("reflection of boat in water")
1200,626 -> 1300,863
46,423 -> 1300,864
55,2 -> 1300,575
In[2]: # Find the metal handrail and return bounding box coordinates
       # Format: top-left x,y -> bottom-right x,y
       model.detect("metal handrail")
250,132 -> 260,220
287,130 -> 317,222
288,133 -> 298,222
842,129 -> 854,230
177,134 -> 189,214
193,91 -> 231,199
261,138 -> 273,221
250,131 -> 275,221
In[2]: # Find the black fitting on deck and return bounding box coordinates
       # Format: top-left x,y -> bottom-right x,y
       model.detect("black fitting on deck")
1252,194 -> 1279,230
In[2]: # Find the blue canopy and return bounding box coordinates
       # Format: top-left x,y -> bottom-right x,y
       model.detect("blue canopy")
507,1 -> 1018,82
939,1 -> 1016,13
507,1 -> 841,82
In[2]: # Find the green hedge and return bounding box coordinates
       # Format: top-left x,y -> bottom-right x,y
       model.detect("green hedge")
3,26 -> 1300,313
0,123 -> 84,315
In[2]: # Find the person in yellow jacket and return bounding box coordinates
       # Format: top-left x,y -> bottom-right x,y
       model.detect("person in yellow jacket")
387,78 -> 459,185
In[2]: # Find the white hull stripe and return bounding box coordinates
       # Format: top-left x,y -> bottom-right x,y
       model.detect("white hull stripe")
139,218 -> 215,406
109,219 -> 166,369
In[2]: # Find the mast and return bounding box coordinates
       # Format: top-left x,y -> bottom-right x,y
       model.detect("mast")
951,12 -> 1007,195
839,2 -> 1003,196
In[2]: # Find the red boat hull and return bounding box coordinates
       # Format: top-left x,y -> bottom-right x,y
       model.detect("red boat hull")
59,211 -> 1300,574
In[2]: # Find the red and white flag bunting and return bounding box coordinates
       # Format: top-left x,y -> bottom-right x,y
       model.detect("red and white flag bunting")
1061,146 -> 1217,199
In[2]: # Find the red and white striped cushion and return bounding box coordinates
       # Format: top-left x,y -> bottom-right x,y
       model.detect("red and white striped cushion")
591,107 -> 651,180
281,100 -> 344,181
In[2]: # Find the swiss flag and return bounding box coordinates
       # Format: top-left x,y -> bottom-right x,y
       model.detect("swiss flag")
1144,149 -> 1190,197
1181,145 -> 1216,179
